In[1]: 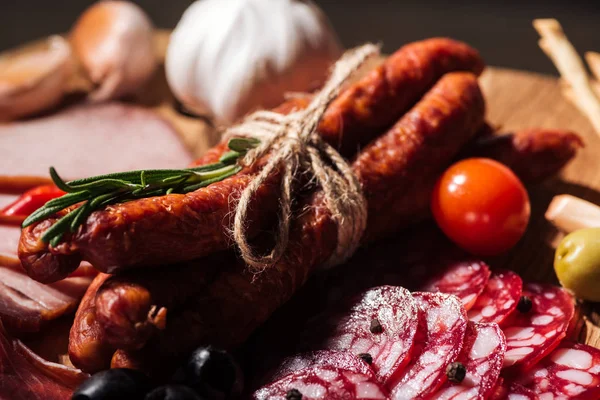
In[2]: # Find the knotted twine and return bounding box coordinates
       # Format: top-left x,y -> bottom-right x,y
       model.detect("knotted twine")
225,44 -> 379,272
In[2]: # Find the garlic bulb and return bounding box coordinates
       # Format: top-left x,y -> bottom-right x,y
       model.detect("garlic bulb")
166,0 -> 342,123
0,36 -> 74,121
70,1 -> 157,101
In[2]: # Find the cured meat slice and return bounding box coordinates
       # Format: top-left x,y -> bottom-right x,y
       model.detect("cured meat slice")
0,265 -> 94,332
254,363 -> 388,400
0,224 -> 21,268
0,103 -> 192,180
467,271 -> 523,325
390,292 -> 468,399
501,283 -> 574,373
0,319 -> 86,400
421,261 -> 491,310
431,322 -> 506,399
490,382 -> 539,400
269,350 -> 376,383
299,286 -> 418,386
0,224 -> 93,332
518,341 -> 600,399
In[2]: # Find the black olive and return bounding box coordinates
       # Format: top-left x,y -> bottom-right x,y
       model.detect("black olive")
72,368 -> 152,400
183,346 -> 243,398
145,385 -> 203,400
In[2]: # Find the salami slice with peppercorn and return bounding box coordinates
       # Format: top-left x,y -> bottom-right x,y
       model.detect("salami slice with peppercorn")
501,283 -> 574,373
421,260 -> 491,310
390,292 -> 468,400
253,359 -> 388,400
298,286 -> 419,386
467,271 -> 523,325
517,341 -> 600,399
430,322 -> 506,400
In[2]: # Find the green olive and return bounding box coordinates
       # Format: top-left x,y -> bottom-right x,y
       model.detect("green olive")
555,228 -> 600,302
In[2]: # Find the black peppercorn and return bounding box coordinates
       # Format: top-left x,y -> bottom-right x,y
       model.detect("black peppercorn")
358,353 -> 373,365
446,362 -> 467,383
370,318 -> 383,334
517,295 -> 533,313
286,388 -> 303,400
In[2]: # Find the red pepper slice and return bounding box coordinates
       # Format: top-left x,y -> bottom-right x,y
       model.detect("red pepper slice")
1,185 -> 65,217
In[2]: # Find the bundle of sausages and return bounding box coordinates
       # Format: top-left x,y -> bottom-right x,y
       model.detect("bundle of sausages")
17,38 -> 583,376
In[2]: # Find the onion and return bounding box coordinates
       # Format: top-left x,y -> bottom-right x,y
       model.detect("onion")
70,1 -> 157,101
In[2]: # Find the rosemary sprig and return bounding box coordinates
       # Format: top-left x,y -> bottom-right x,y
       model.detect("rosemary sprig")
23,137 -> 260,245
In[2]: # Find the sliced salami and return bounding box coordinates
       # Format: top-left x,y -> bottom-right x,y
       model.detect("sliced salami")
254,364 -> 388,400
269,350 -> 375,383
431,322 -> 506,399
299,286 -> 419,386
518,341 -> 600,399
390,292 -> 468,400
421,261 -> 491,310
490,382 -> 539,400
468,271 -> 523,325
501,283 -> 574,373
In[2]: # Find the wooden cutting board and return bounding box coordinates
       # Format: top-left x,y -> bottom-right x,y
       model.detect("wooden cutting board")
478,67 -> 600,347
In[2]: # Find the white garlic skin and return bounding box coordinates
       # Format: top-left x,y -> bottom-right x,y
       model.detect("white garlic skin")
166,0 -> 342,124
70,1 -> 157,101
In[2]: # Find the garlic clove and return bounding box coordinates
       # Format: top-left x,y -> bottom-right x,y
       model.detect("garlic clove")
545,194 -> 600,233
0,36 -> 74,121
70,0 -> 157,102
166,0 -> 342,124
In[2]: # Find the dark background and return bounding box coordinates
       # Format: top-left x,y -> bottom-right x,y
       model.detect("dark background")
0,0 -> 598,75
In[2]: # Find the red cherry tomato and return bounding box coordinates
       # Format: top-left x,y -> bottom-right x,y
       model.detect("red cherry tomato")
1,185 -> 65,217
431,158 -> 530,256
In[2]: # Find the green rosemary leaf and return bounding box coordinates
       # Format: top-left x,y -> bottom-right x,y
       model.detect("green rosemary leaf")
192,165 -> 239,181
66,178 -> 139,192
228,137 -> 260,153
50,167 -> 76,193
219,150 -> 241,165
140,171 -> 147,187
42,191 -> 91,209
22,205 -> 68,228
70,202 -> 92,232
41,210 -> 80,244
161,173 -> 193,184
182,166 -> 242,192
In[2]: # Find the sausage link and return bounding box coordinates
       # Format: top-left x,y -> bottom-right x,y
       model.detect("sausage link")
86,72 -> 485,375
19,38 -> 485,282
68,273 -> 114,373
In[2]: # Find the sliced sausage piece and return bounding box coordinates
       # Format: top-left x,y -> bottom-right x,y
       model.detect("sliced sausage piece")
254,364 -> 388,400
390,292 -> 468,400
501,283 -> 574,373
517,341 -> 600,399
490,382 -> 539,400
421,261 -> 490,310
431,322 -> 506,400
467,271 -> 523,325
299,286 -> 418,386
268,350 -> 376,383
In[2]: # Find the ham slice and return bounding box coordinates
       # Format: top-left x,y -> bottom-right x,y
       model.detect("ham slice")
0,319 -> 86,399
0,102 -> 192,181
0,225 -> 93,332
